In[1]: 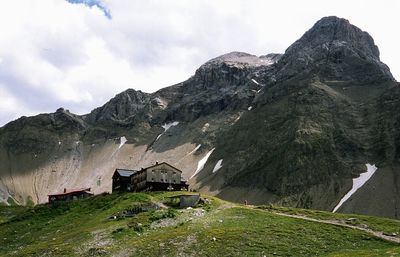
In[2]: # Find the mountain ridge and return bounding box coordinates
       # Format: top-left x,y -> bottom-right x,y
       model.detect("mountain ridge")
1,16 -> 399,219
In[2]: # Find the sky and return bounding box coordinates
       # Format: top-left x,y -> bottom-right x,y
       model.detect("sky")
0,0 -> 399,126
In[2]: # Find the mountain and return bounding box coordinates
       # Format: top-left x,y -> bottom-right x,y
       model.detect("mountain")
0,16 -> 399,219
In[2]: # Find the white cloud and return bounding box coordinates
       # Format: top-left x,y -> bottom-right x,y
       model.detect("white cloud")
0,86 -> 35,124
0,0 -> 399,126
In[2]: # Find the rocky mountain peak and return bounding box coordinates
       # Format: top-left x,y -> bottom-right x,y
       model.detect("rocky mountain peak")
296,16 -> 379,58
276,16 -> 394,82
191,52 -> 281,89
87,88 -> 151,123
199,51 -> 279,70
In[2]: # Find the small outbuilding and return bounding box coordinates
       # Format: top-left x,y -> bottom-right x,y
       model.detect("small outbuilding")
112,162 -> 189,193
48,188 -> 93,203
168,194 -> 201,208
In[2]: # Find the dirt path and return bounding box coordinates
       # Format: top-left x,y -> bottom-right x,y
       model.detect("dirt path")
271,212 -> 400,244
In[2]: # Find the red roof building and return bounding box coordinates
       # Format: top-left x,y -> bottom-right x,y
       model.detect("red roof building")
48,188 -> 93,203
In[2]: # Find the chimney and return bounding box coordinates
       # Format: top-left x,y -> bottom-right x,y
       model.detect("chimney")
63,188 -> 66,193
156,161 -> 159,165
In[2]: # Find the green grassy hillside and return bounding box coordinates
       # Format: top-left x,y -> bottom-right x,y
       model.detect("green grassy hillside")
0,192 -> 399,257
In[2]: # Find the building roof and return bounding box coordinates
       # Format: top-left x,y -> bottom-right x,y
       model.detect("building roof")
144,162 -> 183,173
48,188 -> 92,197
113,163 -> 182,179
167,193 -> 200,198
115,169 -> 137,177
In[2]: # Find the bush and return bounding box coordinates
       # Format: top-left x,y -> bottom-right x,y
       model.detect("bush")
149,208 -> 177,222
127,222 -> 144,233
26,196 -> 35,207
112,227 -> 125,234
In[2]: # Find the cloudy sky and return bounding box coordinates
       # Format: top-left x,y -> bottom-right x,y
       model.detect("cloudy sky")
0,0 -> 399,126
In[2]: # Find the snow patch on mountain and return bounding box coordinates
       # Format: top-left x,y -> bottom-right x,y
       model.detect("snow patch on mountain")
188,144 -> 202,155
119,136 -> 127,149
333,163 -> 378,212
251,79 -> 260,85
212,159 -> 223,173
162,121 -> 179,131
156,121 -> 179,141
190,148 -> 215,179
201,123 -> 210,133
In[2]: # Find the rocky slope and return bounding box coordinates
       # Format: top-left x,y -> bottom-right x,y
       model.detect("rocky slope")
0,16 -> 399,218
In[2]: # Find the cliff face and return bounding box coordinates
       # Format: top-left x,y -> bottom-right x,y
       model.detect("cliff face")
212,17 -> 398,213
0,16 -> 399,218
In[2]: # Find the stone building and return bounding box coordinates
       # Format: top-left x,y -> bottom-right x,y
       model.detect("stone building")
112,162 -> 188,192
